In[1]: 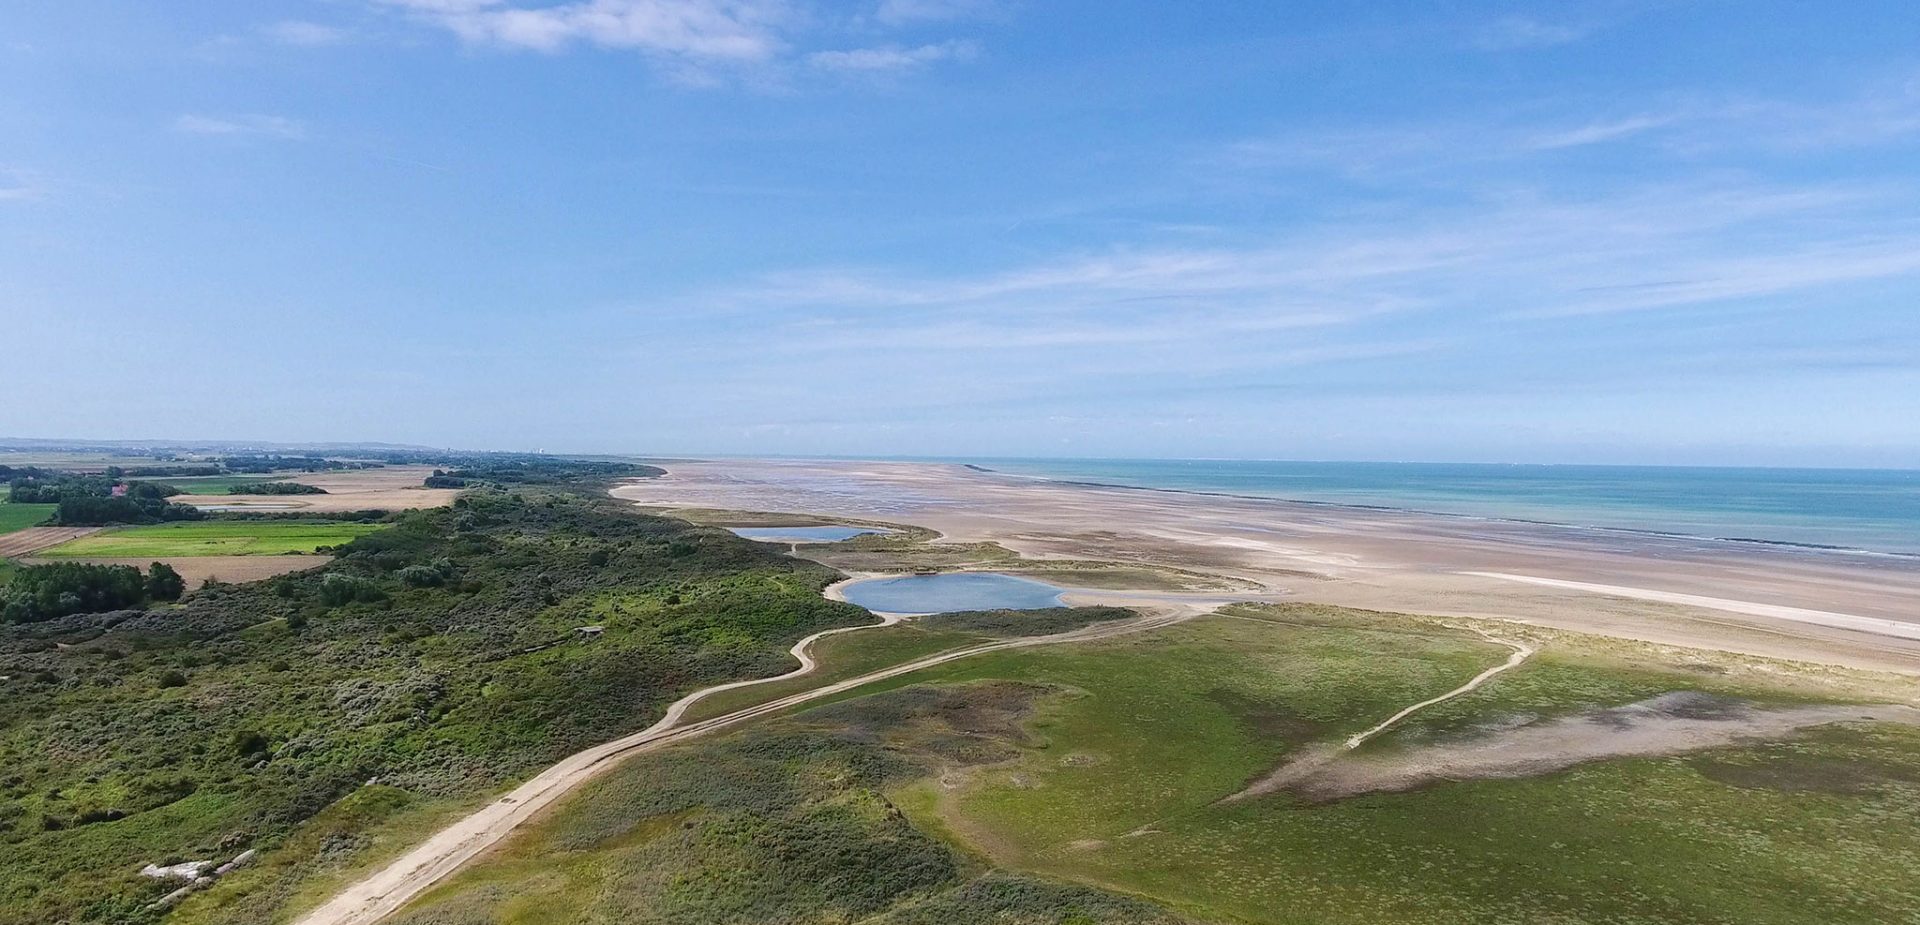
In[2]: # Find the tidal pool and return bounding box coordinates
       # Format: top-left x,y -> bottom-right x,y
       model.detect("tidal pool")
727,525 -> 890,543
838,572 -> 1067,614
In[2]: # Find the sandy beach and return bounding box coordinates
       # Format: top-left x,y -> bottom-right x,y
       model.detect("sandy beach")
613,458 -> 1920,674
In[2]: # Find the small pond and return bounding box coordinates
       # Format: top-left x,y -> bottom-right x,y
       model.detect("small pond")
838,572 -> 1067,614
727,525 -> 890,543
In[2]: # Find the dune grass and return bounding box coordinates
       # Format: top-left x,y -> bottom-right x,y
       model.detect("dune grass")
859,605 -> 1920,925
34,520 -> 386,557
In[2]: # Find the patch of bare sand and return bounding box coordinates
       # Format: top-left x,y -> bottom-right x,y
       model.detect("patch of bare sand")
16,555 -> 327,589
185,466 -> 458,513
1235,692 -> 1920,803
611,460 -> 1920,674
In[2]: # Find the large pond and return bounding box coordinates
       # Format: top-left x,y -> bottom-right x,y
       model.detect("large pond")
727,525 -> 890,543
837,572 -> 1067,614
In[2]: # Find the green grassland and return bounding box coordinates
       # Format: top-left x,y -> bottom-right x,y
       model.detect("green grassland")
160,475 -> 278,495
397,599 -> 1915,925
0,491 -> 875,925
681,621 -> 986,723
34,521 -> 387,557
849,605 -> 1920,925
384,681 -> 1192,925
0,503 -> 56,535
678,606 -> 1137,725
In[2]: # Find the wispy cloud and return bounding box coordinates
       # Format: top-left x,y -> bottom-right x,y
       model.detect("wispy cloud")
375,0 -> 792,59
0,167 -> 42,202
683,177 -> 1920,374
872,0 -> 995,26
807,39 -> 974,72
172,114 -> 308,140
1473,16 -> 1598,51
264,20 -> 351,46
1526,113 -> 1677,150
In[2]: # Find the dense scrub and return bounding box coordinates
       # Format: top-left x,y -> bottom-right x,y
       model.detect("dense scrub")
0,490 -> 868,924
383,682 -> 1190,925
1,561 -> 183,623
226,483 -> 326,496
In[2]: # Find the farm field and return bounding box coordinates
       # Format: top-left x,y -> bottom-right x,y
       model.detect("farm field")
161,475 -> 279,495
0,503 -> 56,535
34,521 -> 387,557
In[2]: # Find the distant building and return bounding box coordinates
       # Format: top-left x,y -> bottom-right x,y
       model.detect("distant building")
574,626 -> 605,638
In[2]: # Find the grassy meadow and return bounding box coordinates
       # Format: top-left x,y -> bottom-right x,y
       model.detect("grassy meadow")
384,682 -> 1192,925
34,521 -> 387,557
857,606 -> 1920,925
160,475 -> 279,495
0,503 -> 55,536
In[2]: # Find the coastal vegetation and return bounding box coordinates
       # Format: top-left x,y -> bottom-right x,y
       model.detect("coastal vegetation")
0,479 -> 870,924
1,561 -> 185,623
379,682 -> 1191,925
847,605 -> 1920,925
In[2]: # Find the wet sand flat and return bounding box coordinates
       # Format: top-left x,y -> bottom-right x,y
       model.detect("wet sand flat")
613,459 -> 1920,673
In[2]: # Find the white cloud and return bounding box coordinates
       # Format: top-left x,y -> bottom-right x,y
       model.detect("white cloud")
873,0 -> 994,26
0,168 -> 41,202
807,39 -> 974,72
173,114 -> 308,140
377,0 -> 791,59
1526,114 -> 1677,150
264,20 -> 350,46
1474,16 -> 1596,51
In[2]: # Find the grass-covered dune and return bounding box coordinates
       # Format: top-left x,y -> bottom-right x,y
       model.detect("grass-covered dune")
0,490 -> 871,925
389,597 -> 1920,925
872,606 -> 1920,925
384,682 -> 1193,925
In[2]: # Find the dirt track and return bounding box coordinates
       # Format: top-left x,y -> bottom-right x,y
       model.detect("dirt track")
292,591 -> 1218,925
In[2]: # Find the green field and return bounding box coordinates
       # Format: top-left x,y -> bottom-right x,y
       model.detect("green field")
159,475 -> 280,495
0,504 -> 56,535
35,521 -> 386,557
399,603 -> 1920,925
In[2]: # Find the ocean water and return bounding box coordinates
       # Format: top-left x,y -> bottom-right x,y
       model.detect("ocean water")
727,526 -> 889,543
965,459 -> 1920,556
837,573 -> 1067,614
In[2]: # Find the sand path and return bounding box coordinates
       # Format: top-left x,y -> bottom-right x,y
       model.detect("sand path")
292,595 -> 1212,925
1343,630 -> 1535,750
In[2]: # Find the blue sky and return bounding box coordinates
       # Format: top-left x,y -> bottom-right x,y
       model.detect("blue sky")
4,1 -> 1919,465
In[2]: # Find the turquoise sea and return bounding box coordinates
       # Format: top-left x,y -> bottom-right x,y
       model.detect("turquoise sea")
961,459 -> 1920,557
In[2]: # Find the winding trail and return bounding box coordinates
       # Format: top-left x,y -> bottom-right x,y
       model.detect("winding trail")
292,585 -> 1213,925
1219,629 -> 1535,804
1342,630 -> 1535,750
